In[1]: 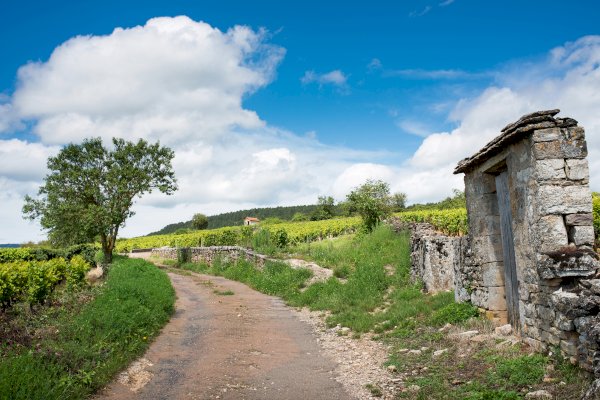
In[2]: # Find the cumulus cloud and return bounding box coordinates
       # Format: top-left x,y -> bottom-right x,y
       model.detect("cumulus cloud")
397,35 -> 600,203
301,69 -> 348,87
11,16 -> 285,146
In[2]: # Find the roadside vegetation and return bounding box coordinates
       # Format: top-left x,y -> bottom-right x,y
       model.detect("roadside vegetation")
0,256 -> 175,399
162,224 -> 591,399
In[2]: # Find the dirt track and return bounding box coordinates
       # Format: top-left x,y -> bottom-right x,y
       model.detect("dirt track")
97,268 -> 352,400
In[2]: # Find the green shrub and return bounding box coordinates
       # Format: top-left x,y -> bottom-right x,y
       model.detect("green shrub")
177,247 -> 191,264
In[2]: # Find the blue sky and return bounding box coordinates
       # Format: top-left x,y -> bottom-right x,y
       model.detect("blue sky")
2,0 -> 600,241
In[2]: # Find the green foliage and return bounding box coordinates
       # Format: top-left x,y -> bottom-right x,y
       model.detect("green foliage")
0,257 -> 175,399
291,212 -> 308,222
394,208 -> 468,236
116,218 -> 362,252
347,179 -> 391,232
0,256 -> 91,307
23,137 -> 177,263
310,196 -> 336,221
148,204 -> 324,235
390,192 -> 407,212
428,302 -> 479,326
487,354 -> 547,387
405,188 -> 466,211
177,247 -> 192,264
191,213 -> 209,230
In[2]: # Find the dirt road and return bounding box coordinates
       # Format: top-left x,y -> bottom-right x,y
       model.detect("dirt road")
97,269 -> 352,400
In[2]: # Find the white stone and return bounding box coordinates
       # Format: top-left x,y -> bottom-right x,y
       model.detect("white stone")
537,215 -> 568,252
494,324 -> 513,336
565,159 -> 589,181
525,389 -> 552,399
538,185 -> 592,215
532,128 -> 561,142
569,225 -> 595,246
535,159 -> 566,180
432,349 -> 448,357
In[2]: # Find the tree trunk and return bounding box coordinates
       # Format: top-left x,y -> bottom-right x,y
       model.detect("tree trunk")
100,233 -> 113,265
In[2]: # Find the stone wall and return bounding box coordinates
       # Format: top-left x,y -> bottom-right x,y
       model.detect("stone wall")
151,246 -> 269,267
409,223 -> 466,295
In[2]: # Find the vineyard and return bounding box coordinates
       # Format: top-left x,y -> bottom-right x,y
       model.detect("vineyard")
115,209 -> 471,252
115,217 -> 363,252
0,244 -> 95,308
0,256 -> 90,307
391,208 -> 468,236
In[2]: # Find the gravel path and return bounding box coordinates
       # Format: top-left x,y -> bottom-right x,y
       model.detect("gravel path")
96,270 -> 352,400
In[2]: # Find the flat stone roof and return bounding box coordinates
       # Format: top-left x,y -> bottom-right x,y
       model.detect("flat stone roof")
454,109 -> 578,174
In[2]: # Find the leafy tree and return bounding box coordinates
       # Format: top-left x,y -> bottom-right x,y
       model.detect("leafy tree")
310,195 -> 336,221
346,179 -> 391,232
291,212 -> 308,222
191,213 -> 208,230
23,137 -> 177,264
390,192 -> 407,212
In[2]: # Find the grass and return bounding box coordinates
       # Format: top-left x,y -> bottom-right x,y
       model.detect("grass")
0,256 -> 175,399
165,223 -> 592,399
213,289 -> 234,296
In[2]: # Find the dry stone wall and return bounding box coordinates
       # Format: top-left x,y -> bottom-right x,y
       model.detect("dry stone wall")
151,246 -> 269,267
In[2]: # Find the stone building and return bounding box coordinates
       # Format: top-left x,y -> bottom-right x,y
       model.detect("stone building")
454,109 -> 600,371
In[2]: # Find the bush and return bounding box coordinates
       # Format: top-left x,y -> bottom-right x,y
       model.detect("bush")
428,302 -> 480,325
177,247 -> 191,264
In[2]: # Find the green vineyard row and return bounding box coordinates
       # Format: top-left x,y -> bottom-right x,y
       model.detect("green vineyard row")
115,217 -> 363,252
0,256 -> 90,307
392,208 -> 469,236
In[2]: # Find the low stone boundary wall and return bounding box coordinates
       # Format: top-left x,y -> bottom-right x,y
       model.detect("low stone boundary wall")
408,223 -> 466,295
151,246 -> 269,267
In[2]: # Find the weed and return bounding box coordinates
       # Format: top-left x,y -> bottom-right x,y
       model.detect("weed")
365,383 -> 383,397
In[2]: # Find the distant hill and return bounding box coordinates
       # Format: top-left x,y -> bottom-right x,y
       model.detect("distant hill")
0,244 -> 20,248
148,204 -> 321,236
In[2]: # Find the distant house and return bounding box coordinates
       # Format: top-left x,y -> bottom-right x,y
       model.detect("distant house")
244,217 -> 260,226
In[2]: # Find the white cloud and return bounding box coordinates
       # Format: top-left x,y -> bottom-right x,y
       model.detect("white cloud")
301,69 -> 348,87
398,35 -> 600,203
0,13 -> 379,242
11,16 -> 285,146
439,0 -> 455,6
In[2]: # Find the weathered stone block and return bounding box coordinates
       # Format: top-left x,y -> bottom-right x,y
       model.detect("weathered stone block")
535,159 -> 565,180
569,225 -> 595,246
565,213 -> 593,226
487,286 -> 507,311
539,249 -> 599,279
537,215 -> 568,252
532,127 -> 561,142
537,185 -> 592,215
560,339 -> 578,357
471,235 -> 503,264
534,140 -> 564,160
565,159 -> 589,181
524,302 -> 536,318
540,329 -> 561,346
561,138 -> 588,159
537,305 -> 556,322
482,262 -> 504,286
555,312 -> 574,331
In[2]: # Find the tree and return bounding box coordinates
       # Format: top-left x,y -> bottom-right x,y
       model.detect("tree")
346,179 -> 391,232
23,137 -> 177,264
191,213 -> 208,230
390,192 -> 407,212
310,195 -> 336,221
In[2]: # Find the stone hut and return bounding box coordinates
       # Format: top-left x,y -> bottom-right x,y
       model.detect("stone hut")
455,109 -> 600,369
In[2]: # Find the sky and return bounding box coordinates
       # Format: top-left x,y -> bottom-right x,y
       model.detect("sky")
2,0 -> 600,242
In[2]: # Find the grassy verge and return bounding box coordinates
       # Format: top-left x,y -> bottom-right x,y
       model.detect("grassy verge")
169,224 -> 592,398
0,256 -> 175,399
